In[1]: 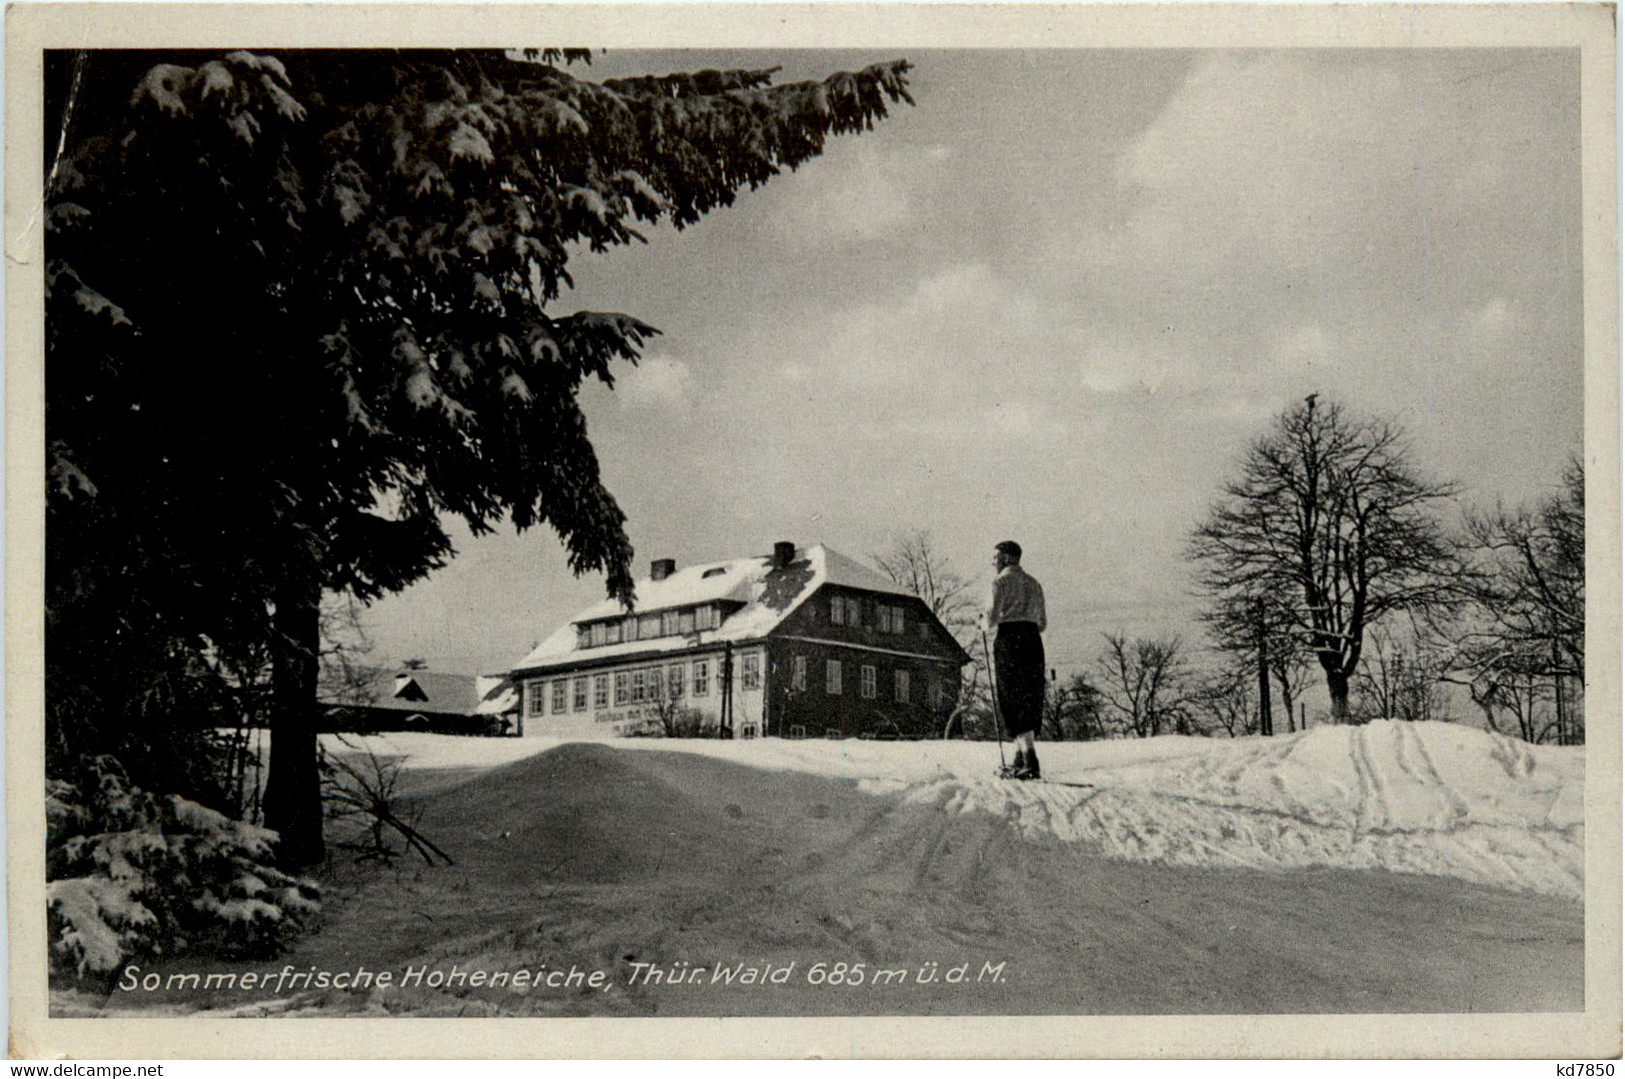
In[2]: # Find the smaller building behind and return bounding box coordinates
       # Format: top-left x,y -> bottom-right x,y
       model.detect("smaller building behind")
322,667 -> 519,736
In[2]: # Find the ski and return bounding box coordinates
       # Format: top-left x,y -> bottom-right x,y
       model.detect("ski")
994,768 -> 1093,789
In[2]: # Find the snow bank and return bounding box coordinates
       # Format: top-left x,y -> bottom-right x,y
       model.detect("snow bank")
903,722 -> 1583,900
320,720 -> 1583,899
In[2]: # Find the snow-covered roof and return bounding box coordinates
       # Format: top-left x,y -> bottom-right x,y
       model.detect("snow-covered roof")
331,668 -> 517,716
475,675 -> 518,715
512,543 -> 913,672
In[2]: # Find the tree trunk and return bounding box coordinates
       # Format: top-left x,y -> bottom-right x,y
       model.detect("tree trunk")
1326,668 -> 1352,724
262,575 -> 325,868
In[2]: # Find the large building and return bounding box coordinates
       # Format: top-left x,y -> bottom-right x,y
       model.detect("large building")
509,542 -> 969,739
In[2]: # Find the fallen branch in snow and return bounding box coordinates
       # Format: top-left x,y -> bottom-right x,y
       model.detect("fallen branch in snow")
322,742 -> 454,867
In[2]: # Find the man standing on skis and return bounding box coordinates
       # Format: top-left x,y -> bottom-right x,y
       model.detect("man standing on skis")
984,540 -> 1047,780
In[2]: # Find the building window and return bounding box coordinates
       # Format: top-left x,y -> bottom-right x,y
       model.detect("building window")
589,623 -> 608,647
576,626 -> 591,649
742,652 -> 761,691
830,595 -> 845,625
667,664 -> 684,699
593,673 -> 609,709
606,620 -> 622,645
792,655 -> 807,691
693,659 -> 710,697
573,677 -> 588,712
639,613 -> 661,639
895,669 -> 910,703
614,671 -> 629,705
886,607 -> 906,634
789,724 -> 807,739
679,610 -> 696,634
526,679 -> 545,717
861,665 -> 877,699
551,680 -> 567,714
661,611 -> 680,637
624,616 -> 641,642
631,668 -> 647,703
696,606 -> 719,631
826,660 -> 842,695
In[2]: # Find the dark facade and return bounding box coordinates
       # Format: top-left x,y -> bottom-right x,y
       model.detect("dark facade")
761,586 -> 964,738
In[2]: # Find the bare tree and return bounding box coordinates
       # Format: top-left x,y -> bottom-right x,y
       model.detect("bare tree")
1097,633 -> 1189,738
1189,395 -> 1462,724
874,529 -> 988,730
644,668 -> 713,738
1199,593 -> 1296,735
1352,623 -> 1452,723
874,530 -> 978,636
1447,456 -> 1584,744
1042,671 -> 1107,741
317,593 -> 378,711
1189,664 -> 1258,738
1456,661 -> 1554,744
1270,643 -> 1315,733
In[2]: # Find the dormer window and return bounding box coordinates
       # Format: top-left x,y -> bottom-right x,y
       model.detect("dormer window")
578,602 -> 725,648
702,566 -> 727,579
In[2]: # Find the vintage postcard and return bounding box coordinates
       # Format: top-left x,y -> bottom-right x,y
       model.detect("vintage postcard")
7,2 -> 1619,1061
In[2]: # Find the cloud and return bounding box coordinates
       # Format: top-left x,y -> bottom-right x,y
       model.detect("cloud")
767,141 -> 914,248
1111,50 -> 1574,302
820,262 -> 1043,389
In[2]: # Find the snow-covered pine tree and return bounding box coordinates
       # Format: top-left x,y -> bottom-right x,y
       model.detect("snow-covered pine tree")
45,49 -> 914,865
47,756 -> 320,983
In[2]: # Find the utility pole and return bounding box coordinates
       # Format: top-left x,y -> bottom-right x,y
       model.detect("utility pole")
720,642 -> 735,739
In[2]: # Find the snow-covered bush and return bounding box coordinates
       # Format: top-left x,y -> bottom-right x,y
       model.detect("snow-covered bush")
46,756 -> 320,983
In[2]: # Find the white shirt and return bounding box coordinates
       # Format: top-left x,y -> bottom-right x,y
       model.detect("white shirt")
985,564 -> 1047,632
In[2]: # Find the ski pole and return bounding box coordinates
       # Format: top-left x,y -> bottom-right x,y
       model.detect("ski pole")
981,630 -> 1007,771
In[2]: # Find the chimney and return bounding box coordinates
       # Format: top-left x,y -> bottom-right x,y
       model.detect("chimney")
650,558 -> 676,581
772,541 -> 796,569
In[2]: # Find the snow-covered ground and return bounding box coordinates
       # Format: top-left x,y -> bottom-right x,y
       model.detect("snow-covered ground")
323,720 -> 1582,899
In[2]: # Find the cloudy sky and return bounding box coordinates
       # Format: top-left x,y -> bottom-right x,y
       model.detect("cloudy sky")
364,47 -> 1584,690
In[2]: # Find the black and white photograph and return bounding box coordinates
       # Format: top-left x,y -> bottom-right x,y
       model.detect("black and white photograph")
8,2 -> 1619,1061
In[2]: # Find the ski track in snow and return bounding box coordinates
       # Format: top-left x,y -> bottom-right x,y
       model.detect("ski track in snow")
318,720 -> 1584,900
